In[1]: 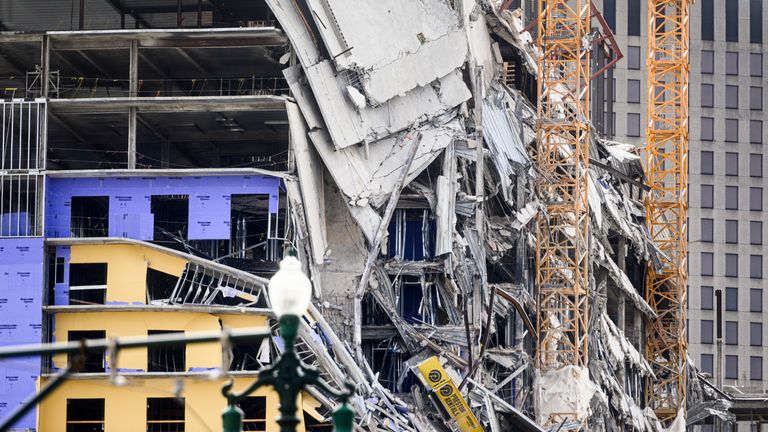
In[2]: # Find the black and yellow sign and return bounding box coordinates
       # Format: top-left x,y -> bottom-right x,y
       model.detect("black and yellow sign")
417,357 -> 484,432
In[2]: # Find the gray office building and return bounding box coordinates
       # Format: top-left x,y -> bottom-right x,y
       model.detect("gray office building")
596,0 -> 767,429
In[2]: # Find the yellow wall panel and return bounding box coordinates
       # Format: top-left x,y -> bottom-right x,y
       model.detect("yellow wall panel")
38,377 -> 315,432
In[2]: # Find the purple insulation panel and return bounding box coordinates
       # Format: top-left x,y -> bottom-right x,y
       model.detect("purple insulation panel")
0,212 -> 30,237
45,175 -> 281,241
0,238 -> 43,429
54,246 -> 71,306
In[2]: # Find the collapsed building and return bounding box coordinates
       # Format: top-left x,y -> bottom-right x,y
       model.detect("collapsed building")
0,0 -> 743,431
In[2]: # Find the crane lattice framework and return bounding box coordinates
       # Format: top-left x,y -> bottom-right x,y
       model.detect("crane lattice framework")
535,0 -> 590,426
644,0 -> 689,424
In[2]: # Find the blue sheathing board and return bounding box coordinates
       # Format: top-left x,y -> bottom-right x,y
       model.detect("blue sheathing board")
53,246 -> 71,306
0,213 -> 31,237
0,238 -> 43,429
45,175 -> 281,240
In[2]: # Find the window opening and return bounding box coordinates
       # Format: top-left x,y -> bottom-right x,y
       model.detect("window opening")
70,196 -> 109,237
66,398 -> 105,432
151,195 -> 189,246
147,330 -> 185,372
147,397 -> 185,432
146,268 -> 180,304
239,397 -> 267,431
68,330 -> 105,372
69,263 -> 107,305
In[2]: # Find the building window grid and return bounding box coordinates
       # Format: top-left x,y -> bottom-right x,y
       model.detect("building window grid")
726,85 -> 739,109
701,319 -> 714,344
725,186 -> 739,210
627,46 -> 641,70
751,0 -> 763,44
725,321 -> 739,345
701,151 -> 714,174
701,185 -> 714,208
701,218 -> 714,242
750,322 -> 763,346
751,254 -> 763,279
701,252 -> 714,276
751,53 -> 763,77
725,219 -> 738,244
701,117 -> 714,141
750,221 -> 763,245
701,50 -> 714,74
750,356 -> 763,381
751,120 -> 763,144
725,355 -> 739,380
701,286 -> 714,310
751,86 -> 763,111
725,0 -> 739,42
725,118 -> 739,142
725,253 -> 738,277
725,152 -> 739,176
726,52 -> 739,75
750,288 -> 763,312
702,83 -> 714,107
726,287 -> 739,311
751,154 -> 763,177
751,187 -> 763,211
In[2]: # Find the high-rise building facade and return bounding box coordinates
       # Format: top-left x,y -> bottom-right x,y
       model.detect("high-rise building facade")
598,0 -> 768,420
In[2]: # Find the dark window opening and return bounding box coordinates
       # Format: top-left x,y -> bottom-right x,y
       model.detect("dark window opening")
223,194 -> 283,272
68,330 -> 105,372
152,195 -> 190,246
147,330 -> 185,372
304,412 -> 333,432
146,268 -> 180,304
46,251 -> 58,305
603,0 -> 616,32
751,0 -> 763,43
147,397 -> 185,432
239,397 -> 267,431
362,339 -> 416,393
726,1 -> 739,42
393,275 -> 442,325
627,0 -> 641,36
230,340 -> 263,371
387,209 -> 436,261
69,263 -> 107,305
701,0 -> 714,40
362,293 -> 391,326
70,196 -> 109,238
66,398 -> 105,432
56,257 -> 65,283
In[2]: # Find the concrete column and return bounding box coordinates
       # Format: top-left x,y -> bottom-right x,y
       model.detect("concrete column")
128,39 -> 138,169
40,35 -> 50,98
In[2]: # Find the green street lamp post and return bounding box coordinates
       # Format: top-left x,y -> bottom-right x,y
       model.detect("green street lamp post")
222,252 -> 355,432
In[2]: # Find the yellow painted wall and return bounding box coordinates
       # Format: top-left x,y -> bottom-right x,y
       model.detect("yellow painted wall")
69,244 -> 187,304
53,311 -> 267,371
38,377 -> 317,432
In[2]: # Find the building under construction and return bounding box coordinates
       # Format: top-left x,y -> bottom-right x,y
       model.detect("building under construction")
0,0 -> 765,431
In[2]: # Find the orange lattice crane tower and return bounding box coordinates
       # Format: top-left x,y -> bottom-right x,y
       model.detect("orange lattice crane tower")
535,0 -> 590,426
645,0 -> 689,424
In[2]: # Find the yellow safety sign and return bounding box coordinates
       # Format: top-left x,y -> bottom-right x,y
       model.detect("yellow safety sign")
417,356 -> 484,432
